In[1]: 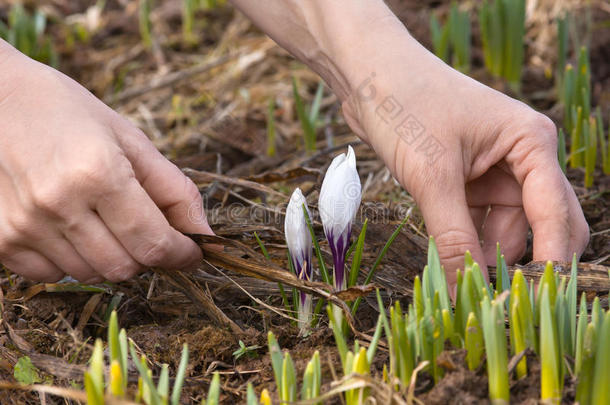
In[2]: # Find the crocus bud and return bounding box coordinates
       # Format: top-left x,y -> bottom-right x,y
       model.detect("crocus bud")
284,188 -> 313,332
319,146 -> 361,290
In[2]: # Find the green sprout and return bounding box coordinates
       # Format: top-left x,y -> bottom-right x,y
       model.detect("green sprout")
139,0 -> 153,49
480,295 -> 509,404
292,78 -> 324,154
465,312 -> 484,370
232,340 -> 261,361
508,270 -> 535,379
183,0 -> 224,43
556,15 -> 569,95
590,312 -> 610,404
0,3 -> 58,67
84,339 -> 105,405
266,97 -> 277,157
267,331 -> 322,404
558,128 -> 567,173
597,107 -> 610,175
540,284 -> 562,404
479,0 -> 526,90
430,2 -> 471,72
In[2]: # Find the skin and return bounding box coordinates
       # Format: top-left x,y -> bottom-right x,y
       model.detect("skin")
0,0 -> 589,290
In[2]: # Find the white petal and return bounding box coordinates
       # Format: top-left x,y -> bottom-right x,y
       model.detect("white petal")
318,147 -> 362,239
284,188 -> 312,264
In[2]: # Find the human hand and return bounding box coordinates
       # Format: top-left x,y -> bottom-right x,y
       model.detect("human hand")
0,41 -> 213,283
339,17 -> 589,288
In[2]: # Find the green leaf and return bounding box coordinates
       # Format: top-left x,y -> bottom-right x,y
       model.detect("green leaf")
205,372 -> 221,405
465,312 -> 484,370
367,314 -> 384,364
89,339 -> 105,402
509,270 -> 536,358
480,296 -> 509,403
574,293 -> 588,375
327,305 -> 348,369
14,356 -> 41,385
171,344 -> 189,405
566,254 -> 578,356
129,344 -> 162,405
428,236 -> 452,313
348,219 -> 368,288
308,81 -> 325,125
108,311 -> 121,363
575,323 -> 597,405
84,371 -> 104,405
247,383 -> 258,405
558,128 -> 567,173
281,354 -> 296,402
495,243 -> 503,294
540,285 -> 562,404
266,98 -> 276,157
352,215 -> 408,314
157,364 -> 169,403
292,76 -> 317,153
590,312 -> 610,405
267,332 -> 284,396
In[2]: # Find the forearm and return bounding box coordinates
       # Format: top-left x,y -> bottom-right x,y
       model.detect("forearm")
228,0 -> 422,102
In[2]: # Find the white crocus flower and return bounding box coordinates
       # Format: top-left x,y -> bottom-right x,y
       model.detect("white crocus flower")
284,188 -> 313,333
318,146 -> 362,290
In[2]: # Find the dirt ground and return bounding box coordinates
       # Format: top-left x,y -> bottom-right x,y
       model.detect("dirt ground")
0,0 -> 608,403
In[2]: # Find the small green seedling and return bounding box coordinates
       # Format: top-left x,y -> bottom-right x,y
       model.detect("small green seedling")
232,340 -> 261,361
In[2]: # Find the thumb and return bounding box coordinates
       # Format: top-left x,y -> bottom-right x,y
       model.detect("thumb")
114,122 -> 215,236
416,177 -> 487,291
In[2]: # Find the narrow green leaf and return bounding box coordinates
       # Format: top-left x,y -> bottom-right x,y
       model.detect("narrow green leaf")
352,215 -> 408,314
575,323 -> 597,405
129,344 -> 162,405
247,383 -> 258,405
267,332 -> 284,396
480,296 -> 509,403
266,98 -> 276,157
308,81 -> 325,125
590,312 -> 610,405
292,76 -> 316,153
465,312 -> 484,370
348,219 -> 368,288
281,354 -> 296,402
206,372 -> 221,405
540,285 -> 562,404
157,364 -> 169,403
171,344 -> 189,405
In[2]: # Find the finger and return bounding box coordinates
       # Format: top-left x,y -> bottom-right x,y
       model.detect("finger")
562,176 -> 589,258
2,250 -> 64,282
112,123 -> 214,235
417,176 -> 488,289
466,166 -> 522,207
29,237 -> 99,282
481,205 -> 529,265
521,163 -> 571,262
95,176 -> 202,270
506,118 -> 573,262
63,212 -> 143,282
469,206 -> 488,237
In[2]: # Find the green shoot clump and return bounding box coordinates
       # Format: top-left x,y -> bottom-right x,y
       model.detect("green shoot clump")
430,1 -> 471,73
0,3 -> 58,67
478,0 -> 526,89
